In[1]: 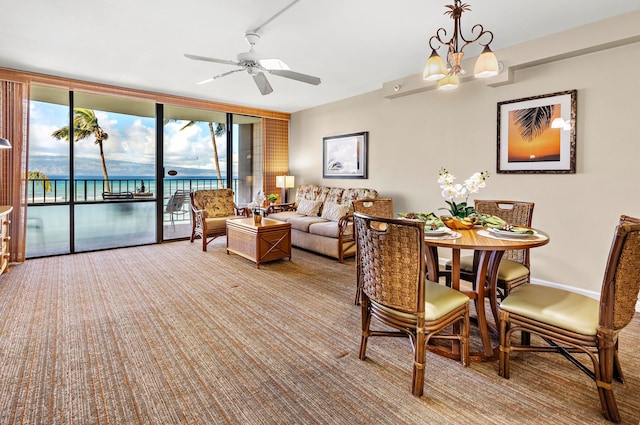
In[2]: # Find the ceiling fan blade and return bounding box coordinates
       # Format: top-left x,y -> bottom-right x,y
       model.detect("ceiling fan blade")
184,53 -> 239,67
252,72 -> 273,96
197,69 -> 243,85
269,69 -> 321,85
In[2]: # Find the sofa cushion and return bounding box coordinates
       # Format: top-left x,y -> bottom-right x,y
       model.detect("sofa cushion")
321,202 -> 350,221
309,220 -> 353,238
267,211 -> 298,222
297,199 -> 323,216
324,188 -> 345,205
286,215 -> 329,232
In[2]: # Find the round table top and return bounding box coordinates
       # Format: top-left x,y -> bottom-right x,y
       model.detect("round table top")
423,226 -> 550,251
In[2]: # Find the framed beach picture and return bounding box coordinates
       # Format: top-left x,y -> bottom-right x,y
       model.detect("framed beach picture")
322,132 -> 368,179
497,90 -> 577,174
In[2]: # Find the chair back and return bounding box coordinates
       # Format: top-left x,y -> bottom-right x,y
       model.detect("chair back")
599,219 -> 640,331
191,189 -> 236,217
475,200 -> 534,266
166,190 -> 191,213
352,198 -> 394,218
354,212 -> 425,314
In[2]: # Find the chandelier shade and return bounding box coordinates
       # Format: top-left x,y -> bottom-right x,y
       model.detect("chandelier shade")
423,0 -> 500,90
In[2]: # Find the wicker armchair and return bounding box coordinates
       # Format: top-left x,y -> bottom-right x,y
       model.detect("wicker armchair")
190,189 -> 249,251
444,200 -> 535,300
354,212 -> 469,397
499,216 -> 640,423
352,198 -> 394,305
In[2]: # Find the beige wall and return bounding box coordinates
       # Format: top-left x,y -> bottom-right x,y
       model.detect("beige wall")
290,18 -> 640,299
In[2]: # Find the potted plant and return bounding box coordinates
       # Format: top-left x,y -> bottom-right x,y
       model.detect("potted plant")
267,193 -> 279,205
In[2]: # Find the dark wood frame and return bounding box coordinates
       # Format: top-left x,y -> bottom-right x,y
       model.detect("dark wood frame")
322,131 -> 368,179
497,90 -> 577,174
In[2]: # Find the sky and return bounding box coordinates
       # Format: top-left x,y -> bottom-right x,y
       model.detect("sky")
28,101 -> 228,177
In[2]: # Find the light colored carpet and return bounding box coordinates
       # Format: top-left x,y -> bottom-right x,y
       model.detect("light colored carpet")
0,238 -> 638,424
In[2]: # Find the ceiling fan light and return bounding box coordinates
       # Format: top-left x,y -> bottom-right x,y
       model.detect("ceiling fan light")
474,45 -> 499,78
423,49 -> 448,81
259,58 -> 290,70
437,73 -> 459,90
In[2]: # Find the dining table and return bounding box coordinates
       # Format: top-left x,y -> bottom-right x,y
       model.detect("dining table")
423,226 -> 550,361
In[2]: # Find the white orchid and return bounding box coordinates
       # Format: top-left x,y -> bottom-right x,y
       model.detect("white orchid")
438,168 -> 490,218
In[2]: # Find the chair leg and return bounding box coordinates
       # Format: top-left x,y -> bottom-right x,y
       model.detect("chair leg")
411,329 -> 426,397
498,310 -> 510,378
613,341 -> 624,383
358,298 -> 371,360
597,330 -> 621,423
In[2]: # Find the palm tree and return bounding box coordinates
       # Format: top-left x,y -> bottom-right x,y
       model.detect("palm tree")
512,105 -> 555,142
52,108 -> 111,192
28,170 -> 53,193
170,120 -> 225,182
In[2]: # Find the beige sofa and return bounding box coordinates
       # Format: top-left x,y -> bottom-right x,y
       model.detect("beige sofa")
266,184 -> 378,262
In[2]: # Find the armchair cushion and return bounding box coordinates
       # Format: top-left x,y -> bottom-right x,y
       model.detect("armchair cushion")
192,188 -> 236,217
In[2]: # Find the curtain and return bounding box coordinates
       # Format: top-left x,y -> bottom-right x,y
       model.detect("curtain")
0,80 -> 30,263
262,118 -> 289,201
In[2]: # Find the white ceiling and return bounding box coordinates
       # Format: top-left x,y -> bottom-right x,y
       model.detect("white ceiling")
2,0 -> 640,113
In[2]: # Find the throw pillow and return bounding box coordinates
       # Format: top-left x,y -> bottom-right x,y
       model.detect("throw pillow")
320,202 -> 350,221
296,199 -> 322,217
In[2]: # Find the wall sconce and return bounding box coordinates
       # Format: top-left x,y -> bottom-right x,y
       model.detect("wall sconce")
276,175 -> 295,203
0,138 -> 11,149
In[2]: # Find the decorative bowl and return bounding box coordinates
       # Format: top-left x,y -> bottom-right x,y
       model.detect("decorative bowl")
440,215 -> 478,230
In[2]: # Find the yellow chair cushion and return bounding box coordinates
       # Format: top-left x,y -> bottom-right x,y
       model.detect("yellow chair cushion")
500,284 -> 599,335
372,281 -> 469,322
458,255 -> 529,281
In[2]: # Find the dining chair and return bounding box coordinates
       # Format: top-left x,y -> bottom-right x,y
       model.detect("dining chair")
352,198 -> 394,305
443,200 -> 535,301
498,215 -> 640,423
354,212 -> 470,397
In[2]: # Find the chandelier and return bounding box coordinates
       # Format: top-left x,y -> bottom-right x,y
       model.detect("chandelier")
423,0 -> 499,90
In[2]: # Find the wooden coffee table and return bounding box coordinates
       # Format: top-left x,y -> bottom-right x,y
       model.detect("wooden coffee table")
226,217 -> 292,268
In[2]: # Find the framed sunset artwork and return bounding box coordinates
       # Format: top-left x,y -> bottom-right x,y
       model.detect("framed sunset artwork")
497,90 -> 577,174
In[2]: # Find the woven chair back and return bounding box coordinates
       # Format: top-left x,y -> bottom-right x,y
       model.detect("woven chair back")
600,219 -> 640,331
352,198 -> 394,218
354,213 -> 425,314
475,200 -> 534,265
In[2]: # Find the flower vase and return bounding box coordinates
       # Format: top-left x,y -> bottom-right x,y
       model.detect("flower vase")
254,214 -> 262,225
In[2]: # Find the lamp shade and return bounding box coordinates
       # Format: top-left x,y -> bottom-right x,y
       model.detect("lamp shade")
473,45 -> 499,78
437,74 -> 459,91
423,49 -> 448,81
276,175 -> 295,188
0,138 -> 11,149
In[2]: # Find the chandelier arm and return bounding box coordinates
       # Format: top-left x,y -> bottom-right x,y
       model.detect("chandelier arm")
428,28 -> 450,51
458,24 -> 494,51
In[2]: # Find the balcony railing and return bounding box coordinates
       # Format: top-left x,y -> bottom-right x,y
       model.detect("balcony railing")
27,178 -> 233,205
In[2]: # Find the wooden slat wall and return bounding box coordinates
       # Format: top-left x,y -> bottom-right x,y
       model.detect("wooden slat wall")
262,118 -> 289,203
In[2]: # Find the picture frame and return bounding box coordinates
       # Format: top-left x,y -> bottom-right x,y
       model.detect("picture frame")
497,90 -> 577,174
322,131 -> 368,179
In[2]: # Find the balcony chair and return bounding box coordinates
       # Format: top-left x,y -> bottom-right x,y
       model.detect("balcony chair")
165,189 -> 191,230
190,189 -> 250,251
354,212 -> 470,397
443,200 -> 535,301
352,198 -> 394,305
498,215 -> 640,423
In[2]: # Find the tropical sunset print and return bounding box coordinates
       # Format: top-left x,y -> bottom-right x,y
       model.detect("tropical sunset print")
507,104 -> 562,162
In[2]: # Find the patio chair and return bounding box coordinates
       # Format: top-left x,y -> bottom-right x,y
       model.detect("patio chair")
498,216 -> 640,423
165,189 -> 191,229
354,212 -> 470,397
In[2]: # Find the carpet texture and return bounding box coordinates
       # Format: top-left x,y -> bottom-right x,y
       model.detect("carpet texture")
0,239 -> 639,424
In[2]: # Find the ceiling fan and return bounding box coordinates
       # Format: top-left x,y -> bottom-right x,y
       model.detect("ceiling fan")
184,32 -> 321,96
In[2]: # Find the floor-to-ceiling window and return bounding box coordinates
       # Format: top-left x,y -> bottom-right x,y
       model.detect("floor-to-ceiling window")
27,86 -> 157,256
27,86 -> 264,255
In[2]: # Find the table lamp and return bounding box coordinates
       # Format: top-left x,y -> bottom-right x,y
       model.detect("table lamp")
275,175 -> 295,203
